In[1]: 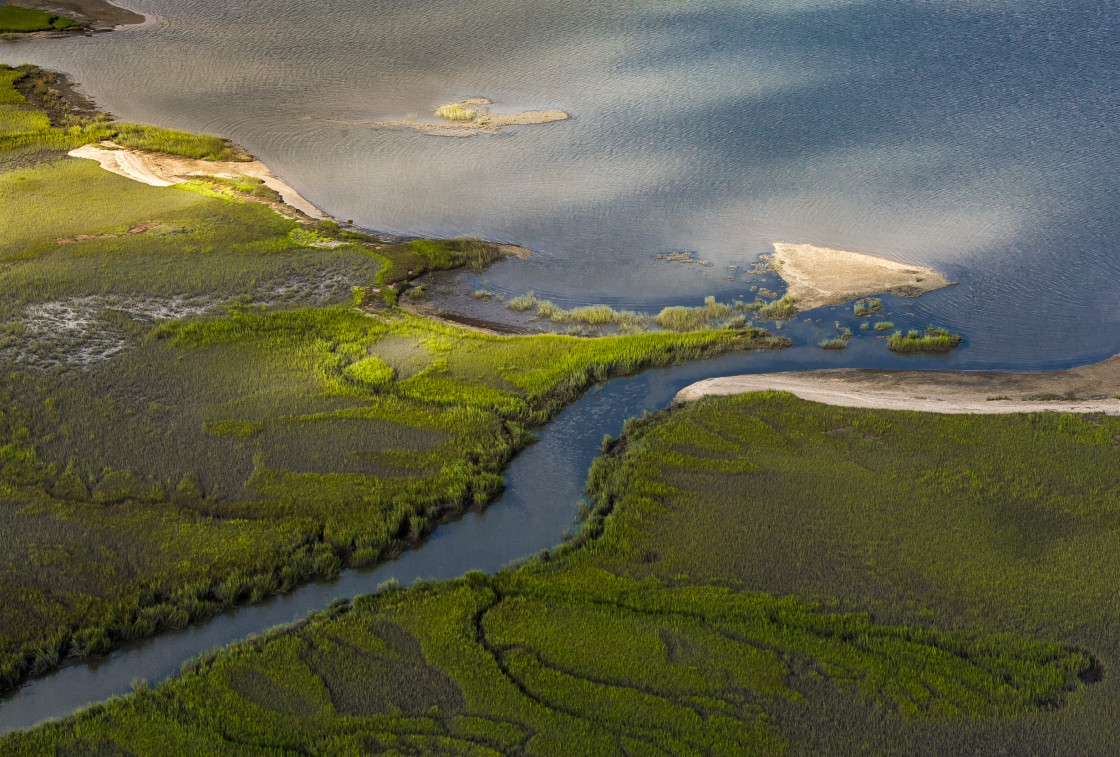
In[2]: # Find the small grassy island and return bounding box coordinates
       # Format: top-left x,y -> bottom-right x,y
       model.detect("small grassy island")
888,326 -> 963,353
0,64 -> 788,698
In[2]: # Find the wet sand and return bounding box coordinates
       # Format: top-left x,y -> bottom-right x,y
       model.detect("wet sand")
676,355 -> 1120,415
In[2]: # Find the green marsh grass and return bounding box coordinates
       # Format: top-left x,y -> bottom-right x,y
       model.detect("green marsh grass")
756,294 -> 798,320
853,297 -> 883,316
0,5 -> 80,32
888,326 -> 963,352
435,103 -> 478,122
7,393 -> 1116,754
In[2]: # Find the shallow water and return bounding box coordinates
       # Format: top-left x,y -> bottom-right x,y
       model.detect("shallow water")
2,0 -> 1119,736
3,0 -> 1119,365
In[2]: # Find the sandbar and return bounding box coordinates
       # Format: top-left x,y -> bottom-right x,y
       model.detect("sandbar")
767,242 -> 954,310
373,97 -> 570,137
68,141 -> 326,219
675,355 -> 1120,415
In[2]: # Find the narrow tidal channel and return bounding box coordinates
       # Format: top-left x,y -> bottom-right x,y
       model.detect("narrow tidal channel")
0,348 -> 800,735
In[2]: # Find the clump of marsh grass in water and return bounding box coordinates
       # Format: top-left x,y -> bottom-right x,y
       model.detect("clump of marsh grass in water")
507,292 -> 538,312
435,103 -> 479,122
503,292 -> 776,333
756,294 -> 798,320
853,297 -> 883,317
818,323 -> 852,350
472,290 -> 495,300
874,321 -> 894,331
888,326 -> 962,353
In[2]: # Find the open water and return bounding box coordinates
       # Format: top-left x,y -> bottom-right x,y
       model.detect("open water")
3,0 -> 1119,366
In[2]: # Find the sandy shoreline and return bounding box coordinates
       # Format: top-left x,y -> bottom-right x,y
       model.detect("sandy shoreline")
768,242 -> 954,310
69,141 -> 327,219
675,355 -> 1120,415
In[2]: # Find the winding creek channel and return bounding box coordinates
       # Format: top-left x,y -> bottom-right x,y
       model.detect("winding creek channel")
0,338 -> 1045,736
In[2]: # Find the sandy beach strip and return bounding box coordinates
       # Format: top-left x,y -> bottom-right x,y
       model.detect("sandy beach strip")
69,142 -> 327,219
675,355 -> 1120,415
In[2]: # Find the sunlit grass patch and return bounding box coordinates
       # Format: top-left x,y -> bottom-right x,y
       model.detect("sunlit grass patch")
0,5 -> 80,33
888,326 -> 962,352
435,103 -> 478,122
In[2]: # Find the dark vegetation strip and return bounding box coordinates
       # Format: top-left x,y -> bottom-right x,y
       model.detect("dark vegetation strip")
6,393 -> 1114,754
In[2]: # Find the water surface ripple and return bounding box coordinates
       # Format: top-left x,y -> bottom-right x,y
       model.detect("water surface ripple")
2,0 -> 1119,364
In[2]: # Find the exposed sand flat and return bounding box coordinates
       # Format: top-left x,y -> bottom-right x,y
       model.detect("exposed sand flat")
768,243 -> 954,310
373,97 -> 570,137
675,355 -> 1120,415
68,142 -> 326,219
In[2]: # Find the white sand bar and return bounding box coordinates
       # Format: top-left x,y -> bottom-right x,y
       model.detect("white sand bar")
676,355 -> 1120,415
769,243 -> 954,310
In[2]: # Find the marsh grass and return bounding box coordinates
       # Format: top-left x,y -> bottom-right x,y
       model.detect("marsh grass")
756,294 -> 798,320
435,103 -> 479,122
888,326 -> 963,352
853,297 -> 883,317
874,320 -> 895,331
0,6 -> 80,32
0,90 -> 789,697
7,394 -> 1115,755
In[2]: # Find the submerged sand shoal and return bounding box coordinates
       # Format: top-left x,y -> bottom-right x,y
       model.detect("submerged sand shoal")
768,242 -> 954,310
68,141 -> 327,219
373,97 -> 570,137
675,355 -> 1120,415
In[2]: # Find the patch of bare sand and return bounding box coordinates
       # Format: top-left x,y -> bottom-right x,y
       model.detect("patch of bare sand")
373,97 -> 570,137
768,242 -> 954,310
68,141 -> 326,219
675,355 -> 1120,415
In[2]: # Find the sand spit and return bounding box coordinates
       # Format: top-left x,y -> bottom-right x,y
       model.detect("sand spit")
767,243 -> 954,310
68,142 -> 326,219
373,97 -> 570,137
675,355 -> 1120,415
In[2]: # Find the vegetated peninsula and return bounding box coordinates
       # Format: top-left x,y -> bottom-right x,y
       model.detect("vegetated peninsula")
373,97 -> 571,137
766,242 -> 954,311
0,0 -> 142,35
9,390 -> 1117,754
0,63 -> 788,696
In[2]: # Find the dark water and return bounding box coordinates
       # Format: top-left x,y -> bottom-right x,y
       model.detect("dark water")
3,0 -> 1119,364
2,0 -> 1120,736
